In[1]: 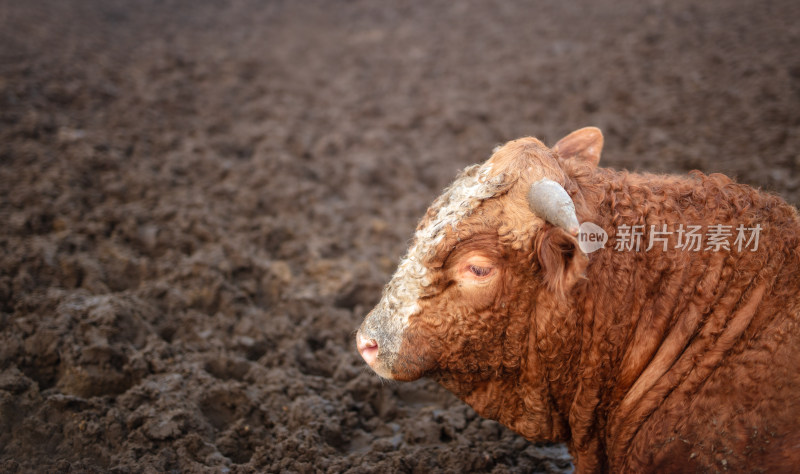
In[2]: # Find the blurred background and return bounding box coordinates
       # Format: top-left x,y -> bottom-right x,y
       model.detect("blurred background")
1,0 -> 798,472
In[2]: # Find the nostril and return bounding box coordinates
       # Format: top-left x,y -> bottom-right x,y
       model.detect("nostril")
356,332 -> 379,365
357,334 -> 378,352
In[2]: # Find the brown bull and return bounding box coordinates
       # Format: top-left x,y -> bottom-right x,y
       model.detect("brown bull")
356,127 -> 800,472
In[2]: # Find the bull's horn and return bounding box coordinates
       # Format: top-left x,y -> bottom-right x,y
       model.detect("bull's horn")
527,178 -> 580,236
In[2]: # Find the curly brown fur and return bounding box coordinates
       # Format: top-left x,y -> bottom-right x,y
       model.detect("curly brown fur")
358,130 -> 800,473
560,163 -> 800,472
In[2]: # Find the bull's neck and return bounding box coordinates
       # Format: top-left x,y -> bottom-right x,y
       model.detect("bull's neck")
558,169 -> 799,471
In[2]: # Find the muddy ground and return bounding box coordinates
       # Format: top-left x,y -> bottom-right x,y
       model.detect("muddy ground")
0,0 -> 798,472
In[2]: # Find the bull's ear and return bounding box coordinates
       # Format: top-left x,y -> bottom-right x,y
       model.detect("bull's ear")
535,226 -> 588,296
553,127 -> 603,167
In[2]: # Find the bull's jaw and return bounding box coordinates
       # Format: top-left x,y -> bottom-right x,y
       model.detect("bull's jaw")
432,361 -> 569,444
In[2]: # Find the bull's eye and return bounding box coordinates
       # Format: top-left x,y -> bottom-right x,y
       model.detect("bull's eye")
468,264 -> 493,277
457,253 -> 496,283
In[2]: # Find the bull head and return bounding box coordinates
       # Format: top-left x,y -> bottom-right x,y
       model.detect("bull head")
356,128 -> 601,386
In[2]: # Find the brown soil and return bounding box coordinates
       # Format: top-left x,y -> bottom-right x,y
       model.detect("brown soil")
1,1 -> 798,472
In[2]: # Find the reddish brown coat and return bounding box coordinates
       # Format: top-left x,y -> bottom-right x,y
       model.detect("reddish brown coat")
358,129 -> 800,472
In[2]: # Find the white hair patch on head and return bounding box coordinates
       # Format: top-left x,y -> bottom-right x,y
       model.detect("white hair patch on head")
360,163 -> 510,371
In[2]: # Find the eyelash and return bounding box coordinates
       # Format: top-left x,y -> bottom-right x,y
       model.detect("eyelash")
468,265 -> 492,277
